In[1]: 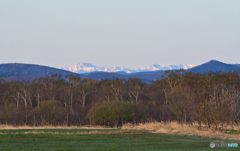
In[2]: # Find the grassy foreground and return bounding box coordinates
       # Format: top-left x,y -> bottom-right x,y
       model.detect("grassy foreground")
0,129 -> 239,151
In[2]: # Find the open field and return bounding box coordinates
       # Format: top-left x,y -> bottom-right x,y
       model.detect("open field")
0,130 -> 238,151
0,124 -> 239,151
2,121 -> 239,140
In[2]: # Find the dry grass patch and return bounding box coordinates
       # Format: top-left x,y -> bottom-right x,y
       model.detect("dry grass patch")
1,122 -> 239,140
122,121 -> 240,140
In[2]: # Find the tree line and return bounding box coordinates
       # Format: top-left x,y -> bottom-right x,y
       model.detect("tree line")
0,71 -> 240,129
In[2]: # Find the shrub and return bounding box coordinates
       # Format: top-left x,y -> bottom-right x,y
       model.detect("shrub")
31,100 -> 64,125
87,101 -> 134,127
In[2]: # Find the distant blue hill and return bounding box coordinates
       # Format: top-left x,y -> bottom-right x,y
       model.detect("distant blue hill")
86,70 -> 166,83
0,63 -> 84,82
232,64 -> 240,68
188,60 -> 240,74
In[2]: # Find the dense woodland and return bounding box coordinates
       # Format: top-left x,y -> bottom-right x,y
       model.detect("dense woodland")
0,70 -> 240,130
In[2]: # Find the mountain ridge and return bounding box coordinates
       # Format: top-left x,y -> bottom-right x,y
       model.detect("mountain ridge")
61,63 -> 196,74
0,63 -> 85,82
188,60 -> 240,73
0,60 -> 240,83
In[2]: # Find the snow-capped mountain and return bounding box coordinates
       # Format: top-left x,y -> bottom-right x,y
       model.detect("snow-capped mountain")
61,63 -> 196,74
137,64 -> 196,72
61,63 -> 104,74
61,63 -> 136,74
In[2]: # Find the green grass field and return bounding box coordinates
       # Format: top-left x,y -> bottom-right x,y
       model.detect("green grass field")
0,129 -> 239,151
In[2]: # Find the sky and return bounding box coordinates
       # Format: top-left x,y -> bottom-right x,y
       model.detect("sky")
0,0 -> 240,69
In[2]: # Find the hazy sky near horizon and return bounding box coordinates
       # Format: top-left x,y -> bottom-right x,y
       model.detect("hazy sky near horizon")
1,0 -> 240,69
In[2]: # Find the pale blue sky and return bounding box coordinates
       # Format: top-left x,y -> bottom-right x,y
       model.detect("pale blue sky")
0,0 -> 239,68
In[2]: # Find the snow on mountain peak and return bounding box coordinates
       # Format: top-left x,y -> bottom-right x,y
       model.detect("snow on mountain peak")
76,63 -> 97,68
61,63 -> 196,74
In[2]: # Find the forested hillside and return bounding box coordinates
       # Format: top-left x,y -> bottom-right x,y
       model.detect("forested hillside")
0,71 -> 240,129
0,63 -> 84,82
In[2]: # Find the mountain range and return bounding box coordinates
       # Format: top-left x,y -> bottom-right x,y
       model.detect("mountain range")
0,60 -> 240,83
61,63 -> 196,74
